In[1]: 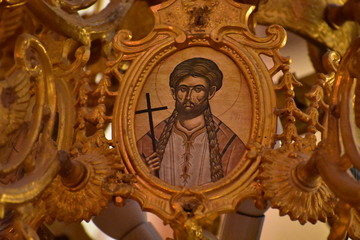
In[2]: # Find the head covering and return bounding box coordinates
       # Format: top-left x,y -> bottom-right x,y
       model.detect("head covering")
169,57 -> 223,91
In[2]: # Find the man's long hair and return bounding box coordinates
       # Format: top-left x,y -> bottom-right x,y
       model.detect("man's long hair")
157,58 -> 224,182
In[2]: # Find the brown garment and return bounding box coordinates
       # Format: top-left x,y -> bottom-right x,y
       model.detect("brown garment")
137,115 -> 246,181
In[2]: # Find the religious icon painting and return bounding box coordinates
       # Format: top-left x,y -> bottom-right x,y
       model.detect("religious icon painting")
112,0 -> 286,236
135,50 -> 249,187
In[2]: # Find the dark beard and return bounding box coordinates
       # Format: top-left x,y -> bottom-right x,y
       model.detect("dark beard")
175,100 -> 209,120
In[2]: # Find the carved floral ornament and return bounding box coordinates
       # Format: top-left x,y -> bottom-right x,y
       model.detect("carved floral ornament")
1,0 -> 360,239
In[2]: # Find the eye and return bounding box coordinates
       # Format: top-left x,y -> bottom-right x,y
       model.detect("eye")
179,86 -> 188,92
194,86 -> 203,93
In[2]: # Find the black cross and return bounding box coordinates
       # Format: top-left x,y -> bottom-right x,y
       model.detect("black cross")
135,93 -> 168,153
136,93 -> 167,177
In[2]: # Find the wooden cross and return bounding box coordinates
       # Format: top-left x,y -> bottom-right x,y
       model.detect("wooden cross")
135,93 -> 168,176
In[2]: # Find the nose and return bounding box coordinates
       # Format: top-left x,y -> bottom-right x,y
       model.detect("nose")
185,88 -> 193,100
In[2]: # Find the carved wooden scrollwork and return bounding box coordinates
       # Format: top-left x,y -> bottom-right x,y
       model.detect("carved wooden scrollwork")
0,33 -> 59,239
0,1 -> 132,239
2,0 -> 360,239
259,49 -> 337,225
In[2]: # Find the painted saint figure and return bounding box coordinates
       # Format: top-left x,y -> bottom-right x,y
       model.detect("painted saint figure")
137,58 -> 245,187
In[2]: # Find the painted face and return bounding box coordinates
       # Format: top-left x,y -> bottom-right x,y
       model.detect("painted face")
171,76 -> 216,118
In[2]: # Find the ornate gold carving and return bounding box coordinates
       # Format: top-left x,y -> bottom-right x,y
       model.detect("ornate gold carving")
26,0 -> 134,45
0,1 -> 132,238
0,32 -> 60,240
2,0 -> 360,239
41,148 -> 120,222
261,35 -> 360,238
36,32 -> 127,224
326,0 -> 360,29
311,39 -> 360,211
259,36 -> 338,225
0,33 -> 58,205
328,201 -> 352,240
168,190 -> 211,239
261,142 -> 337,224
0,0 -> 27,8
112,0 -> 285,238
181,0 -> 219,30
0,67 -> 30,148
304,39 -> 360,239
349,209 -> 360,240
155,0 -> 255,35
257,0 -> 360,56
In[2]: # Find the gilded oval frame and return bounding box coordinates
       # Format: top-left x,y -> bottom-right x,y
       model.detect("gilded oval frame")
112,0 -> 284,228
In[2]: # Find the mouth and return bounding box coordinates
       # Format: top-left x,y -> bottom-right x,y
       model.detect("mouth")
183,102 -> 194,108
